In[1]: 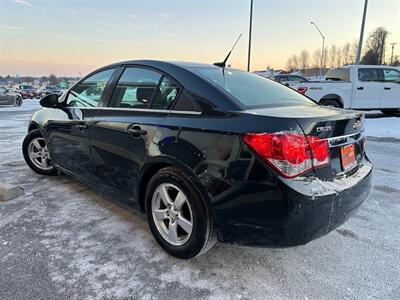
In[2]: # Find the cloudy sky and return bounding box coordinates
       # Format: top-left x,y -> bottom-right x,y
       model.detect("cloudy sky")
0,0 -> 399,76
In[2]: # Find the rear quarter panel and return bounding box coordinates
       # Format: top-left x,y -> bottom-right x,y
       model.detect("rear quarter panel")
147,110 -> 304,230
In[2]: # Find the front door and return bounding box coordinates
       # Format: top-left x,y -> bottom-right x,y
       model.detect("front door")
45,68 -> 116,179
90,66 -> 181,198
352,68 -> 382,109
381,68 -> 400,109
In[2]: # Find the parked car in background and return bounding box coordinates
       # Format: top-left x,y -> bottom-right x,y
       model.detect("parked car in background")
292,65 -> 400,114
0,86 -> 22,107
22,60 -> 372,259
15,84 -> 40,99
39,85 -> 64,97
274,74 -> 309,87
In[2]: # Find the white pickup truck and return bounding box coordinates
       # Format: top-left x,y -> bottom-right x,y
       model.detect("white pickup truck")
291,65 -> 400,114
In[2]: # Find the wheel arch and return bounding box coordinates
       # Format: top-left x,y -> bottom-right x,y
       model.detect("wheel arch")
137,156 -> 214,218
28,121 -> 40,132
319,94 -> 344,107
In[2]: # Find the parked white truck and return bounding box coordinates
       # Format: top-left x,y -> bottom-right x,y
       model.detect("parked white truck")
292,65 -> 400,114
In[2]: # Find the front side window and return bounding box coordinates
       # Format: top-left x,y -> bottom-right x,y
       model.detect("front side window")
192,68 -> 315,108
111,67 -> 161,108
66,69 -> 114,107
358,68 -> 380,82
383,69 -> 400,82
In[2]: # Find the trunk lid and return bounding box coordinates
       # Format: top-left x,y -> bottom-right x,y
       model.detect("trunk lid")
246,105 -> 366,180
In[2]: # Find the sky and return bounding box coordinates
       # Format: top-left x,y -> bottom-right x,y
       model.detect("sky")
0,0 -> 399,76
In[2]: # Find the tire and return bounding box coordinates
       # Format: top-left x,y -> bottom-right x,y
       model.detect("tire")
320,99 -> 341,108
13,97 -> 22,107
380,109 -> 399,115
145,167 -> 216,259
22,129 -> 57,175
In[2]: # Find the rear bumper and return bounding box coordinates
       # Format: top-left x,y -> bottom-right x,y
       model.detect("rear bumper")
216,162 -> 372,247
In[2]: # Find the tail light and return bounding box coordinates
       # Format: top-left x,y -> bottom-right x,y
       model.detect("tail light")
243,133 -> 330,178
297,87 -> 308,94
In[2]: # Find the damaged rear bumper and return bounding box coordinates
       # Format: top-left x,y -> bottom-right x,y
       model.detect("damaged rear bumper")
217,162 -> 372,247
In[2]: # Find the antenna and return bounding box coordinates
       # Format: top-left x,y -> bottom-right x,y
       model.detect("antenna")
214,34 -> 242,68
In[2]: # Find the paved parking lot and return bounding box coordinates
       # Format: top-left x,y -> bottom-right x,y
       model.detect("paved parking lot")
1,101 -> 399,299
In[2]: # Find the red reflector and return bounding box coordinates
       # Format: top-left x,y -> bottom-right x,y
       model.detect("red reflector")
243,133 -> 330,178
297,87 -> 308,94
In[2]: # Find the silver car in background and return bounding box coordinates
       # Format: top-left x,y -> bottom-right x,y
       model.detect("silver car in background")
0,86 -> 23,107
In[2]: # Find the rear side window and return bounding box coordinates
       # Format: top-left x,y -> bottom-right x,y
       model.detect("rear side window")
383,69 -> 400,82
67,68 -> 115,107
152,77 -> 181,109
172,90 -> 198,112
111,67 -> 161,109
193,68 -> 314,108
325,68 -> 350,81
358,68 -> 380,82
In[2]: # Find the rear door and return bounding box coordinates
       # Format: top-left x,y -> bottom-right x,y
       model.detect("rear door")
351,68 -> 383,109
381,68 -> 400,109
45,68 -> 116,179
90,66 -> 181,197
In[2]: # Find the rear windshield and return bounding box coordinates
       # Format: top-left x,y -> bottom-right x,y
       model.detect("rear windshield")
325,68 -> 350,81
191,67 -> 315,108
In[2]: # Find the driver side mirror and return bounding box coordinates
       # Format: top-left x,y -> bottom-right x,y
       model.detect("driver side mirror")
40,94 -> 59,108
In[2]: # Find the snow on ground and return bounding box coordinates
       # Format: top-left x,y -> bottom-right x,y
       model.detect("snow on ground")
0,99 -> 41,112
365,117 -> 400,139
1,100 -> 400,299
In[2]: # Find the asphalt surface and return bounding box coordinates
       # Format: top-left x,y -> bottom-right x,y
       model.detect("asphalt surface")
1,101 -> 399,300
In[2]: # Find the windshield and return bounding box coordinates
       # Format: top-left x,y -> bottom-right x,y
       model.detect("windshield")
192,68 -> 315,108
21,85 -> 34,89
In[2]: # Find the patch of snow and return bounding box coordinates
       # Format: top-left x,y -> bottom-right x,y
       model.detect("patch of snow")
0,99 -> 41,112
365,117 -> 400,139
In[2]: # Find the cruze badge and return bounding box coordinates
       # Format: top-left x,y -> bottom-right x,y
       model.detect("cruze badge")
316,125 -> 332,133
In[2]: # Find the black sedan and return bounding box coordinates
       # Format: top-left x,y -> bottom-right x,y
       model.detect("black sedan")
22,60 -> 372,259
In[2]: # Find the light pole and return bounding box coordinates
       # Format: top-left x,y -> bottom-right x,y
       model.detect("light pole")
247,0 -> 253,72
390,43 -> 398,64
310,21 -> 325,80
356,0 -> 368,64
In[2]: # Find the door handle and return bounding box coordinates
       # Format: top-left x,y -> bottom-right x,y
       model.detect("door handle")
76,124 -> 88,131
128,126 -> 147,137
384,87 -> 391,90
357,87 -> 364,90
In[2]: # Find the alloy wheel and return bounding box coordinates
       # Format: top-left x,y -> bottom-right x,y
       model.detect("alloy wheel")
28,137 -> 53,171
151,183 -> 193,246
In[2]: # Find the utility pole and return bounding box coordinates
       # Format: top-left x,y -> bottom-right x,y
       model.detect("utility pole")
390,43 -> 398,64
247,0 -> 253,72
356,0 -> 368,64
310,21 -> 325,80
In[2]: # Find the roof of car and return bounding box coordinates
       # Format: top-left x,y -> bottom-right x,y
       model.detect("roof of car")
94,59 -> 243,111
105,59 -> 220,70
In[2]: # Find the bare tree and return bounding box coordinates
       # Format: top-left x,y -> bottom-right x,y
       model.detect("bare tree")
349,39 -> 359,64
49,74 -> 58,85
292,55 -> 299,71
299,50 -> 310,72
336,47 -> 342,67
286,57 -> 294,72
329,45 -> 337,68
342,43 -> 351,65
312,49 -> 321,68
362,27 -> 389,65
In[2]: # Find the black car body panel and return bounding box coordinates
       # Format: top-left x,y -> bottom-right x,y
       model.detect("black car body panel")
27,60 -> 372,247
